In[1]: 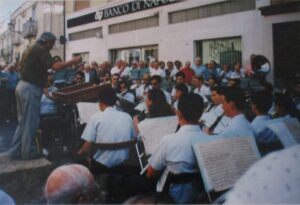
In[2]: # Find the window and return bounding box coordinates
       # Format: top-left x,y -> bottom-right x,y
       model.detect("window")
195,37 -> 242,68
74,0 -> 90,12
110,45 -> 158,65
169,0 -> 255,24
109,15 -> 159,34
69,27 -> 102,41
73,52 -> 89,63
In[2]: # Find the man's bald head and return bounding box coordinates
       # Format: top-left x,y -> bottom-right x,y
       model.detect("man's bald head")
45,164 -> 94,204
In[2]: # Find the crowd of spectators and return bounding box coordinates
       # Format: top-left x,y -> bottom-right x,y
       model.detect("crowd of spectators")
1,53 -> 300,204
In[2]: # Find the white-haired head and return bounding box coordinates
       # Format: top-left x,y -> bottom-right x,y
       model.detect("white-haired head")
44,164 -> 94,204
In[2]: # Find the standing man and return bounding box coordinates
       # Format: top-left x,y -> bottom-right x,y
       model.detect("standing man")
8,32 -> 81,160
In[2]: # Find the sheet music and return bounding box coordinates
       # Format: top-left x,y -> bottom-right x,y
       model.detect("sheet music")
193,137 -> 259,192
138,116 -> 178,155
267,120 -> 298,148
76,102 -> 101,124
156,168 -> 170,192
284,118 -> 300,143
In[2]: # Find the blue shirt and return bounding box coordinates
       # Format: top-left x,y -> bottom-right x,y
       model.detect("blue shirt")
252,115 -> 277,143
220,114 -> 256,138
81,107 -> 134,168
0,72 -> 8,88
149,125 -> 210,203
6,71 -> 20,90
40,87 -> 58,115
192,64 -> 207,77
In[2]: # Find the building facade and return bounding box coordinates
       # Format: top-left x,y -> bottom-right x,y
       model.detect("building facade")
0,0 -> 64,65
64,0 -> 299,83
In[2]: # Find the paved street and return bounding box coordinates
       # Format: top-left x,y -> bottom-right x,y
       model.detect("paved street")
0,120 -> 16,153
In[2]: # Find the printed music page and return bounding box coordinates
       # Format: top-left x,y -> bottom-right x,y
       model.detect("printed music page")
193,137 -> 260,192
138,116 -> 178,155
283,118 -> 300,143
267,120 -> 298,148
76,102 -> 101,124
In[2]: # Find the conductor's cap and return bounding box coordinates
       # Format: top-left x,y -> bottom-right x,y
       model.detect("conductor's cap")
38,32 -> 57,43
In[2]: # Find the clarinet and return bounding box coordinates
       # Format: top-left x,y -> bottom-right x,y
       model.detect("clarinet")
137,110 -> 146,121
208,113 -> 224,133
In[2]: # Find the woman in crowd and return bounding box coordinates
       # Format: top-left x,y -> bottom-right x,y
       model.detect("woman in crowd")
133,89 -> 175,135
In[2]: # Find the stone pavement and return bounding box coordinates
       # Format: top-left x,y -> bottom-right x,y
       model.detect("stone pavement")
0,121 -> 71,204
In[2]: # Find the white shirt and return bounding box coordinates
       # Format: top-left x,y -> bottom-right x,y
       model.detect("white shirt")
117,91 -> 135,103
202,104 -> 231,134
135,84 -> 151,99
171,84 -> 191,98
149,125 -> 210,203
110,66 -> 131,77
230,69 -> 245,79
81,107 -> 134,168
170,68 -> 180,80
193,85 -> 211,96
84,71 -> 90,83
225,144 -> 300,204
163,89 -> 172,105
220,114 -> 255,138
150,68 -> 166,78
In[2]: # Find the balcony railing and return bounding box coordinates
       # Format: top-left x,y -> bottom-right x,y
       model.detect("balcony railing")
12,32 -> 23,46
23,19 -> 38,39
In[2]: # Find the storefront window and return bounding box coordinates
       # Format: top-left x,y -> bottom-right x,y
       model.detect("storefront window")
73,52 -> 89,63
196,37 -> 242,68
110,45 -> 158,65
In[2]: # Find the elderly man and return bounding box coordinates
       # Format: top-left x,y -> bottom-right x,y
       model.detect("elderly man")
8,32 -> 81,160
83,63 -> 99,84
192,57 -> 207,77
45,164 -> 95,204
181,61 -> 195,85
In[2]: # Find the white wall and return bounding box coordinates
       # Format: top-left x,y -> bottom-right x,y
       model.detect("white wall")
66,0 -> 300,83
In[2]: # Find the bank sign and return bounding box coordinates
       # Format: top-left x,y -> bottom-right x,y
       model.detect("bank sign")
95,0 -> 177,21
67,0 -> 177,28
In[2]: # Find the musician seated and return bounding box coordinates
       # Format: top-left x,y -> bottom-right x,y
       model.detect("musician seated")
117,80 -> 135,103
272,92 -> 300,123
77,86 -> 135,175
251,91 -> 281,155
172,83 -> 189,112
205,87 -> 255,137
147,93 -> 209,204
133,89 -> 174,135
200,86 -> 231,134
40,72 -> 69,156
150,75 -> 172,105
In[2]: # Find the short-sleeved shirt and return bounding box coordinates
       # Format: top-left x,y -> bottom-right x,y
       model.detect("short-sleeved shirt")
20,42 -> 54,88
225,144 -> 300,204
251,115 -> 277,143
220,114 -> 255,138
149,125 -> 210,203
81,107 -> 134,168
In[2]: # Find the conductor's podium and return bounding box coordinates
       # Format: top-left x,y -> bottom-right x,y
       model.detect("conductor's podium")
0,153 -> 53,204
